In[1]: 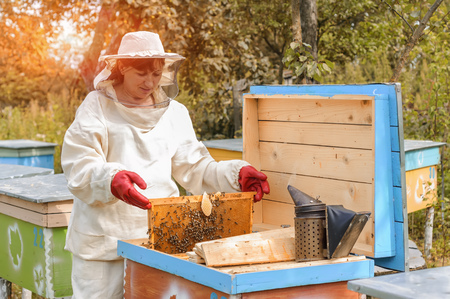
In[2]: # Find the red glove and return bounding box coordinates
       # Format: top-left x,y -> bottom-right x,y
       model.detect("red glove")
239,166 -> 270,202
111,171 -> 152,209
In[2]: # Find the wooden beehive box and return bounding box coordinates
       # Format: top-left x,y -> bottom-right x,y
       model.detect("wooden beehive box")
243,92 -> 396,259
146,192 -> 254,254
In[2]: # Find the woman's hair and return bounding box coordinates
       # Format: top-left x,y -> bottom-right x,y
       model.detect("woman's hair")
108,58 -> 165,85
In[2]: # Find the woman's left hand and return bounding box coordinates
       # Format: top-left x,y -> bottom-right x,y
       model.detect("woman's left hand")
239,165 -> 270,202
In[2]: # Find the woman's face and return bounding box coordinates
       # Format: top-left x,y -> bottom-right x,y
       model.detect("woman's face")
119,61 -> 164,102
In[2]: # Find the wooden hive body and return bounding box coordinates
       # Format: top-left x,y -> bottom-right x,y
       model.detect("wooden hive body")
243,92 -> 396,259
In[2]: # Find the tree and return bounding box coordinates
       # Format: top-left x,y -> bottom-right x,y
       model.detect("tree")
383,0 -> 446,81
0,0 -> 91,107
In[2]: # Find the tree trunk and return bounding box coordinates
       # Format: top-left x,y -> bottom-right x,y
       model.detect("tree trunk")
300,0 -> 318,61
424,206 -> 434,259
390,0 -> 444,82
291,0 -> 318,84
79,3 -> 115,91
291,0 -> 302,43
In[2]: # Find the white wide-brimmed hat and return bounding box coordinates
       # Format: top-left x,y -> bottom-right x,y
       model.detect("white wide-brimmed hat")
94,31 -> 185,99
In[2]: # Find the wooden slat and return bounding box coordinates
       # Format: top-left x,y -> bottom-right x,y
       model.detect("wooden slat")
240,281 -> 360,299
46,212 -> 71,228
243,96 -> 262,170
252,200 -> 263,224
0,194 -> 73,214
264,171 -> 373,210
186,251 -> 205,263
0,194 -> 48,213
257,96 -> 373,124
124,259 -> 232,299
197,227 -> 294,247
252,223 -> 283,232
244,94 -> 374,101
215,255 -> 366,274
261,200 -> 295,227
260,142 -> 374,183
259,121 -> 373,149
0,201 -> 46,226
200,237 -> 295,267
47,200 -> 73,213
0,202 -> 70,227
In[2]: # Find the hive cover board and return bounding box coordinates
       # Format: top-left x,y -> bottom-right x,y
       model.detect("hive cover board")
243,84 -> 406,272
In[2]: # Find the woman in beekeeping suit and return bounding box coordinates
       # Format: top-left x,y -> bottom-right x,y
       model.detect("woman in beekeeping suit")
61,31 -> 270,298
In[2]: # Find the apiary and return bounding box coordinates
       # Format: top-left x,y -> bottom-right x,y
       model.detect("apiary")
118,83 -> 408,298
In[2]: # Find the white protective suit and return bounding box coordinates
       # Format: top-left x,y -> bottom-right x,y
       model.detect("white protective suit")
61,81 -> 249,261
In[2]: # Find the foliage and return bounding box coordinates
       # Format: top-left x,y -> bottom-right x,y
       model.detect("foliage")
0,89 -> 85,173
0,0 -> 85,107
283,41 -> 333,83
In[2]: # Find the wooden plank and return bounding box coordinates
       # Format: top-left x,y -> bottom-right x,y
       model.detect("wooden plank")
257,96 -> 373,124
259,142 -> 374,183
186,251 -> 205,263
193,227 -> 294,264
0,201 -> 70,227
244,93 -> 374,101
216,255 -> 366,274
243,96 -> 261,170
47,200 -> 73,213
124,259 -> 232,299
146,192 -> 253,254
261,200 -> 295,227
0,194 -> 49,213
46,213 -> 71,228
0,195 -> 73,214
200,237 -> 295,267
241,281 -> 360,299
252,222 -> 283,232
197,227 -> 294,246
0,201 -> 46,226
264,171 -> 373,210
252,200 -> 263,224
259,121 -> 373,149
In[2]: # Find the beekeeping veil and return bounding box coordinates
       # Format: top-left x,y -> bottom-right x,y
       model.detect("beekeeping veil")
93,31 -> 185,106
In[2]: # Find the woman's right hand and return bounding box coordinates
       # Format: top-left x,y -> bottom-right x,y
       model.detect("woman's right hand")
111,170 -> 152,209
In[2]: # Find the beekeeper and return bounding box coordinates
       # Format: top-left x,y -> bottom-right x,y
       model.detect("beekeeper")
61,31 -> 270,298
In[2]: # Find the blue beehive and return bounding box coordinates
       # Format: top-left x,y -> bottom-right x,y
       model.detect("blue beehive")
0,139 -> 57,170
